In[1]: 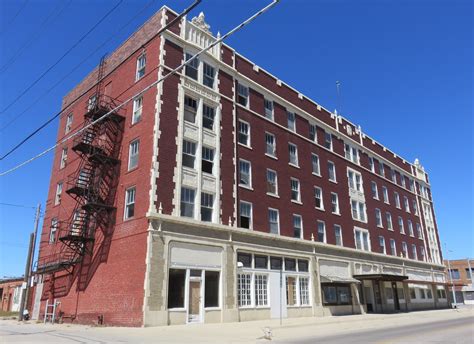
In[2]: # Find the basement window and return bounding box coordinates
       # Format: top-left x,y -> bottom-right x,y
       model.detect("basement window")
168,269 -> 186,309
204,271 -> 219,307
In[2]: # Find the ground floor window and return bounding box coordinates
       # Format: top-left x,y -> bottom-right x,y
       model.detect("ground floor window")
168,269 -> 186,308
286,275 -> 310,306
255,274 -> 268,306
205,271 -> 219,307
408,283 -> 433,300
436,286 -> 447,299
237,273 -> 252,307
322,284 -> 352,305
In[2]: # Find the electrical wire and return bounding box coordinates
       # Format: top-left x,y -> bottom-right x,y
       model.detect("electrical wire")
0,202 -> 36,209
0,0 -> 29,36
0,0 -> 280,177
0,0 -> 124,115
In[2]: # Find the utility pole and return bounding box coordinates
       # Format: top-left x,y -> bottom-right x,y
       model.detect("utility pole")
444,244 -> 457,308
19,203 -> 41,321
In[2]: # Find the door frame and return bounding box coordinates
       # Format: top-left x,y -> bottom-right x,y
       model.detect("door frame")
186,270 -> 203,324
392,282 -> 400,311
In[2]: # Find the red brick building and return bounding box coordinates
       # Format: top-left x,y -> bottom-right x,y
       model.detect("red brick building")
33,7 -> 447,327
445,259 -> 474,304
0,277 -> 23,313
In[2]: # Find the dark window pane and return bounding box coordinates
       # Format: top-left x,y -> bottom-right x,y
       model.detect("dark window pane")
255,255 -> 268,269
205,271 -> 219,307
285,258 -> 296,271
240,216 -> 250,229
168,269 -> 185,308
237,253 -> 251,268
270,256 -> 282,270
202,159 -> 213,174
298,260 -> 309,272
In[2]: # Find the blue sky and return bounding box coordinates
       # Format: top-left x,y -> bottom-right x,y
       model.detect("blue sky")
0,0 -> 472,277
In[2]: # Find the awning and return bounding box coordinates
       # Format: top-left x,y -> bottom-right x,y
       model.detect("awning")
353,274 -> 408,282
320,275 -> 361,284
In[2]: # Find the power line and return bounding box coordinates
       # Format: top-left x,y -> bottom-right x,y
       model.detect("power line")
0,0 -> 197,159
0,0 -> 280,177
0,0 -> 29,36
0,202 -> 36,209
0,0 -> 157,133
0,0 -> 124,115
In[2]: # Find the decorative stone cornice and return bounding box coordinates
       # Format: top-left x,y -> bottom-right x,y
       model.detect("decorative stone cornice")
191,12 -> 211,34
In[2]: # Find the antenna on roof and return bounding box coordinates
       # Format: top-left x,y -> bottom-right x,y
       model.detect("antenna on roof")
335,80 -> 341,115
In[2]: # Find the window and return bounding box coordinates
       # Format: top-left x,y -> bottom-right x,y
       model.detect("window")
299,277 -> 310,305
390,239 -> 397,256
324,132 -> 333,151
328,161 -> 336,182
287,111 -> 295,131
309,124 -> 317,142
404,196 -> 410,212
449,269 -> 460,280
331,193 -> 340,214
291,178 -> 300,202
237,273 -> 252,307
268,208 -> 279,234
466,268 -> 473,279
203,62 -> 215,88
65,113 -> 73,134
255,274 -> 268,306
205,271 -> 219,307
314,187 -> 323,210
255,255 -> 268,269
237,83 -> 249,107
293,215 -> 302,238
317,220 -> 326,243
264,99 -> 273,120
185,53 -> 198,80
437,286 -> 447,299
394,192 -> 401,208
379,161 -> 385,177
416,223 -> 423,239
132,96 -> 143,124
410,244 -> 418,260
124,187 -> 136,219
266,169 -> 278,195
60,148 -> 68,169
322,284 -> 351,305
386,212 -> 393,230
270,256 -> 282,270
239,201 -> 252,229
402,242 -> 408,258
391,169 -> 397,183
379,236 -> 386,254
420,247 -> 426,261
184,96 -> 197,123
368,157 -> 375,172
398,217 -> 405,234
239,160 -> 251,187
180,187 -> 195,218
55,182 -> 62,205
136,54 -> 146,80
382,186 -> 389,203
237,252 -> 252,268
168,269 -> 186,308
182,140 -> 196,168
334,225 -> 343,246
371,181 -> 379,199
202,147 -> 214,174
288,143 -> 298,166
412,200 -> 418,215
351,200 -> 366,222
201,193 -> 214,222
238,120 -> 250,146
49,218 -> 58,244
401,175 -> 406,188
354,228 -> 370,251
409,179 -> 415,192
344,143 -> 359,164
87,94 -> 97,111
298,259 -> 309,272
128,140 -> 140,170
375,208 -> 383,228
286,276 -> 297,306
348,170 -> 362,192
407,220 -> 414,236
311,154 -> 320,175
265,132 -> 276,157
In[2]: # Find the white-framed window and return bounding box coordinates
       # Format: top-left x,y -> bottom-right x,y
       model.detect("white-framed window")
407,219 -> 414,236
293,214 -> 303,238
411,244 -> 418,260
287,111 -> 296,131
348,169 -> 362,192
128,139 -> 140,170
132,95 -> 143,124
375,208 -> 383,228
254,274 -> 268,306
264,98 -> 273,120
309,123 -> 317,142
314,186 -> 323,210
379,161 -> 385,177
239,201 -> 252,229
184,95 -> 197,123
185,53 -> 199,80
136,54 -> 146,80
386,212 -> 393,230
181,187 -> 195,218
239,159 -> 251,188
203,62 -> 215,88
265,132 -> 276,157
299,277 -> 310,306
286,275 -> 298,306
391,169 -> 397,183
55,182 -> 63,205
371,181 -> 378,199
382,186 -> 389,204
237,273 -> 252,307
409,179 -> 415,192
202,146 -> 214,174
401,175 -> 406,188
266,169 -> 278,196
237,83 -> 249,107
182,140 -> 197,169
331,192 -> 340,214
49,218 -> 58,244
351,200 -> 366,222
394,192 -> 401,208
202,103 -> 215,130
334,225 -> 343,246
317,220 -> 326,243
328,161 -> 336,182
324,132 -> 333,150
60,148 -> 68,169
398,216 -> 405,234
291,178 -> 301,202
412,200 -> 418,215
416,223 -> 423,239
200,192 -> 214,222
354,228 -> 370,251
404,196 -> 410,213
124,186 -> 136,219
288,143 -> 298,166
65,113 -> 73,134
390,239 -> 397,256
268,208 -> 280,234
420,247 -> 426,261
238,120 -> 250,146
344,143 -> 359,164
379,236 -> 386,254
311,154 -> 320,175
402,242 -> 408,257
368,157 -> 375,172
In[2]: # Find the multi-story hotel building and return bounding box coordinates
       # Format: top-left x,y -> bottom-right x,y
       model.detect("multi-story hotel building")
32,6 -> 448,327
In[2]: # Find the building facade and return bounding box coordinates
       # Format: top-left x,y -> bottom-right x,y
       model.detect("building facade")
0,277 -> 23,313
445,259 -> 474,305
33,7 -> 447,327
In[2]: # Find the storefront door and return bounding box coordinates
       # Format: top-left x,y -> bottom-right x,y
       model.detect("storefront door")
187,271 -> 202,323
392,282 -> 400,311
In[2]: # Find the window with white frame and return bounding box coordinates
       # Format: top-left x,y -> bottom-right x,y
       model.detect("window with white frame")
65,113 -> 73,134
348,169 -> 362,192
324,132 -> 333,150
264,98 -> 273,120
128,139 -> 140,170
401,242 -> 408,257
382,186 -> 389,203
55,182 -> 62,205
407,220 -> 414,236
182,140 -> 196,169
409,179 -> 415,192
394,192 -> 401,208
368,157 -> 375,172
202,104 -> 215,130
309,123 -> 317,142
416,223 -> 423,239
60,148 -> 68,169
391,169 -> 397,183
398,216 -> 405,234
203,62 -> 215,88
268,208 -> 279,234
401,175 -> 406,188
291,178 -> 301,202
239,201 -> 253,229
237,83 -> 249,107
132,96 -> 143,124
328,161 -> 336,182
386,212 -> 393,230
136,54 -> 146,80
49,218 -> 58,244
317,220 -> 326,243
412,200 -> 418,215
288,143 -> 298,166
183,95 -> 197,123
124,186 -> 136,219
265,132 -> 276,157
375,208 -> 383,228
299,277 -> 310,305
379,236 -> 386,254
379,161 -> 385,177
200,192 -> 214,222
266,169 -> 278,195
180,187 -> 195,218
390,239 -> 397,256
334,225 -> 343,246
286,276 -> 298,306
411,244 -> 418,260
314,187 -> 323,210
237,273 -> 252,307
239,160 -> 251,188
185,53 -> 198,80
420,247 -> 426,261
311,154 -> 320,175
351,200 -> 366,222
354,228 -> 370,251
404,196 -> 410,212
344,143 -> 359,164
287,111 -> 296,131
371,181 -> 378,199
293,215 -> 303,238
202,146 -> 214,174
238,120 -> 250,146
254,274 -> 268,306
331,192 -> 340,214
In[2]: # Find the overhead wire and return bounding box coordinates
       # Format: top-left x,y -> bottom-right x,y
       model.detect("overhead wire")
0,0 -> 29,36
0,0 -> 280,177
